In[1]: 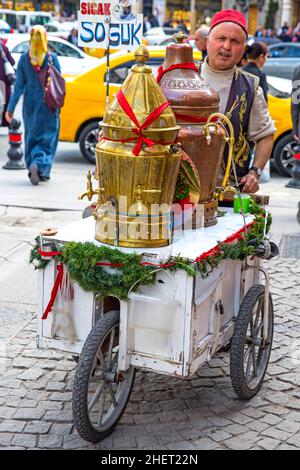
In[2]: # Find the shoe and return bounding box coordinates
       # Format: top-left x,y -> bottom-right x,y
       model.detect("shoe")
39,175 -> 50,182
28,164 -> 40,185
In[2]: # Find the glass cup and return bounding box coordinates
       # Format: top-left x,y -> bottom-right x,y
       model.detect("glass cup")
233,194 -> 251,214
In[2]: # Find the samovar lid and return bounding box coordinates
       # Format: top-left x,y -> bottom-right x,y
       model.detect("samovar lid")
103,45 -> 178,133
159,32 -> 219,112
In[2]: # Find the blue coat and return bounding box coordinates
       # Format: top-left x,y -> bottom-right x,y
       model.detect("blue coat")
7,52 -> 61,177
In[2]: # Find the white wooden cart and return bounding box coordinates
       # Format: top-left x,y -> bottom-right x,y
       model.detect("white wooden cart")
37,210 -> 274,443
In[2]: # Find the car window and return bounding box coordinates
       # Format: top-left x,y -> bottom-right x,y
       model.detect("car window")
45,24 -> 58,32
30,15 -> 51,26
269,46 -> 288,58
12,41 -> 30,54
0,13 -> 16,29
48,40 -> 82,58
287,46 -> 300,57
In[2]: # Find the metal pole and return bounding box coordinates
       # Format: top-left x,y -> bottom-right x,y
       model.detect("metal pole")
105,19 -> 111,111
190,0 -> 196,33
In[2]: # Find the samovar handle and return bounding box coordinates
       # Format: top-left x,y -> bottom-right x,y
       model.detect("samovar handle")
203,113 -> 237,201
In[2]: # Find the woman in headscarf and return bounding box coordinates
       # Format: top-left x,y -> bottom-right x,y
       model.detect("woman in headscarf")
5,26 -> 61,185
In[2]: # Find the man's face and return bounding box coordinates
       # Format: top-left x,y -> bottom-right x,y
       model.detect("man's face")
206,23 -> 246,70
195,32 -> 206,51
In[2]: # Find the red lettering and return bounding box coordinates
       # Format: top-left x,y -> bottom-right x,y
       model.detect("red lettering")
81,2 -> 87,14
80,2 -> 111,16
104,3 -> 111,15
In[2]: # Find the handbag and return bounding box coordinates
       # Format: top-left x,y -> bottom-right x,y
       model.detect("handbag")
38,53 -> 66,112
0,43 -> 16,85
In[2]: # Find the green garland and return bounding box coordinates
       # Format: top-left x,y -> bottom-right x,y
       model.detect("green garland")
29,201 -> 271,300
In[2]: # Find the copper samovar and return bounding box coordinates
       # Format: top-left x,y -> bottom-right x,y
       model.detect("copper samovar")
158,32 -> 235,227
79,46 -> 182,248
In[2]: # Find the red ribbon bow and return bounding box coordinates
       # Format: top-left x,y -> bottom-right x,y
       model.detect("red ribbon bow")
116,89 -> 170,156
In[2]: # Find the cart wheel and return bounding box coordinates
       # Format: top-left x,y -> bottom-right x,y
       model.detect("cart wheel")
230,285 -> 273,400
72,310 -> 135,443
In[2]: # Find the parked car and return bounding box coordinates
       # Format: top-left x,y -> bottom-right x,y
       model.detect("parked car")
143,27 -> 181,46
44,20 -> 78,40
263,43 -> 300,79
1,34 -> 99,77
58,52 -> 295,176
59,48 -> 202,163
0,19 -> 11,33
0,9 -> 52,33
267,75 -> 295,176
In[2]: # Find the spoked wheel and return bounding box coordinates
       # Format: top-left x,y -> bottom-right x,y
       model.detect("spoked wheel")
230,285 -> 273,400
72,310 -> 135,443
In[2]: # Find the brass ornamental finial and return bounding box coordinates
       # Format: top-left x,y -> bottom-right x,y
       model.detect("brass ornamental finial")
134,45 -> 149,64
173,31 -> 188,43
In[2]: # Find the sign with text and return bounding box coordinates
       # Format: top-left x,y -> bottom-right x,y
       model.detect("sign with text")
79,1 -> 137,23
78,12 -> 143,49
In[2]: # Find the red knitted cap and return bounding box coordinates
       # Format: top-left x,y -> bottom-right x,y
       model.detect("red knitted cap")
209,9 -> 248,37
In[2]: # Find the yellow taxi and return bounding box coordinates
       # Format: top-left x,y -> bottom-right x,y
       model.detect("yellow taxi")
60,48 -> 202,163
60,50 -> 294,175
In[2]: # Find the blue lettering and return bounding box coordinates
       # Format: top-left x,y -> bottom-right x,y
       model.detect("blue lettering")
131,23 -> 141,45
95,23 -> 105,43
110,24 -> 120,46
79,22 -> 94,43
121,24 -> 130,45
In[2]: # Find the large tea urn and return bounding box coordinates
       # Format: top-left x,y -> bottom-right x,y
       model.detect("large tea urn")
80,46 -> 182,248
158,33 -> 234,227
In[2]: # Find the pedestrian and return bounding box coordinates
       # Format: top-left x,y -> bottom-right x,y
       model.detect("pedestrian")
201,9 -> 275,194
291,64 -> 300,146
67,28 -> 78,47
5,26 -> 61,185
243,42 -> 269,103
0,38 -> 15,128
194,25 -> 209,60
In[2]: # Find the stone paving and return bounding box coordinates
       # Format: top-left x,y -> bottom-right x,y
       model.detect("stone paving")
0,255 -> 299,450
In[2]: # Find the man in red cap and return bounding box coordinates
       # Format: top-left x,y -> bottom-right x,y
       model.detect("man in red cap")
200,9 -> 275,194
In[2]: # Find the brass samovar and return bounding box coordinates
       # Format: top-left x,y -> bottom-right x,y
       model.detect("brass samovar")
158,32 -> 235,227
80,46 -> 182,248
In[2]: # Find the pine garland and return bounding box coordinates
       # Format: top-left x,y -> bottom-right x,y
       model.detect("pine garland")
29,201 -> 271,299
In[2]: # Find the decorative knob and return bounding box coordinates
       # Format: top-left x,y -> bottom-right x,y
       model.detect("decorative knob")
174,31 -> 188,44
135,45 -> 149,64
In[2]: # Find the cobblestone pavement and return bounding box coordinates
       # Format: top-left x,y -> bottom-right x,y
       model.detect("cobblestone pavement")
0,256 -> 299,450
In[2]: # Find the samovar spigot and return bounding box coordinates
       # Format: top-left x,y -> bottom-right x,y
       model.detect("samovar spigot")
134,185 -> 161,214
78,171 -> 105,202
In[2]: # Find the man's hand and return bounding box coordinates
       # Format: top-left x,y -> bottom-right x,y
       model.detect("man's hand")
5,111 -> 13,124
294,134 -> 299,141
240,172 -> 259,194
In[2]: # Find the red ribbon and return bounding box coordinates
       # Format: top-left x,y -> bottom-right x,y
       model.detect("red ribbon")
42,263 -> 64,320
157,62 -> 199,83
113,89 -> 170,156
174,113 -> 219,124
38,248 -> 62,257
194,222 -> 255,263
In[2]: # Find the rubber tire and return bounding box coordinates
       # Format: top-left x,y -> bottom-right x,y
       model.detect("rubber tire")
272,134 -> 296,177
79,121 -> 98,164
230,285 -> 273,401
72,310 -> 135,443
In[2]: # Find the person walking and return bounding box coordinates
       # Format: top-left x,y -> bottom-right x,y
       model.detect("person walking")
0,38 -> 15,127
194,25 -> 209,61
200,9 -> 275,194
243,42 -> 269,103
5,25 -> 61,185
